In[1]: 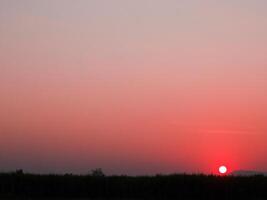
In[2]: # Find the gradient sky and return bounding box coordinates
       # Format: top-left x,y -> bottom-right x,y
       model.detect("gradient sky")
1,0 -> 267,175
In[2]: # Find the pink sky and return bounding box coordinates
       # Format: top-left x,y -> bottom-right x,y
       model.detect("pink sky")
1,0 -> 267,175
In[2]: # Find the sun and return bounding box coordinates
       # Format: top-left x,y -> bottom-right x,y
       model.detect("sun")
219,166 -> 227,174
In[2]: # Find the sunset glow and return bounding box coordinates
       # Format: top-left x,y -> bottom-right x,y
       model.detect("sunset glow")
1,0 -> 267,175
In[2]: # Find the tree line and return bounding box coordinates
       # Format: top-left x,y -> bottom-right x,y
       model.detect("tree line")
0,169 -> 266,199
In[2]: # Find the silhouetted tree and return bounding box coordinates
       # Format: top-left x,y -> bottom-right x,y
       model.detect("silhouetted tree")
90,168 -> 105,177
15,169 -> 24,175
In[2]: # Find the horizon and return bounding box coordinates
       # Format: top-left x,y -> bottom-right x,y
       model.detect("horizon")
1,168 -> 267,176
1,0 -> 267,175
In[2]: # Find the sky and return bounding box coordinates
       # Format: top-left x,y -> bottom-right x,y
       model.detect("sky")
1,0 -> 267,175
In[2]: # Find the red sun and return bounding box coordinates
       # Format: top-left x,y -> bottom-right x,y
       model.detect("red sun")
219,166 -> 227,174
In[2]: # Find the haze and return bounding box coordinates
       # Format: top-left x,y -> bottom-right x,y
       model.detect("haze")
1,0 -> 267,175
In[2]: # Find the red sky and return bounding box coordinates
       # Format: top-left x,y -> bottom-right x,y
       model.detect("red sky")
1,0 -> 267,175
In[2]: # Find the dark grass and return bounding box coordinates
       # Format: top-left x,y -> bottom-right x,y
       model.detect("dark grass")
0,171 -> 267,199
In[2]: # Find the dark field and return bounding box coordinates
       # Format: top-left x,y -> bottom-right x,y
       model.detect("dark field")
0,171 -> 267,200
